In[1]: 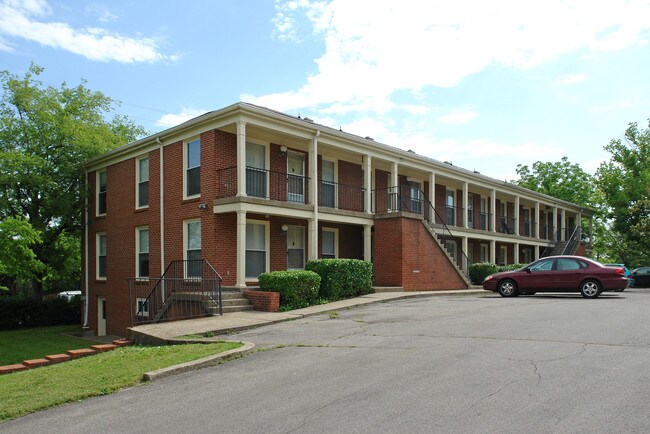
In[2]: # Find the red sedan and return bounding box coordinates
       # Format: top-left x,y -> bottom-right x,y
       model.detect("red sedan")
482,256 -> 628,298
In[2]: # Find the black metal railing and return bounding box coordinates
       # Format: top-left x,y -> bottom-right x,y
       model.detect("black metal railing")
216,166 -> 310,204
128,259 -> 222,326
319,180 -> 366,212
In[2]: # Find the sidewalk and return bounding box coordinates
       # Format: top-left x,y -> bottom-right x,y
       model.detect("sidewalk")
130,288 -> 488,344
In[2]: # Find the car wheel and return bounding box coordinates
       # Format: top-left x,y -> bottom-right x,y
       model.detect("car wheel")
580,279 -> 601,299
498,279 -> 518,297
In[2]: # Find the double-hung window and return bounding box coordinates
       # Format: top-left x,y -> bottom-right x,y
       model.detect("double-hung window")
322,228 -> 337,259
185,139 -> 200,198
136,227 -> 149,278
185,220 -> 201,278
137,157 -> 149,208
97,232 -> 107,279
97,171 -> 107,215
246,222 -> 267,279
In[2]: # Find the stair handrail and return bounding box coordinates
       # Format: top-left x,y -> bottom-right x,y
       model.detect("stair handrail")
561,226 -> 581,255
540,228 -> 561,258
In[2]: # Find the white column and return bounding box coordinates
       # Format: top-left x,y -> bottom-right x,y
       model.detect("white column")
236,210 -> 247,288
535,202 -> 541,239
514,242 -> 520,264
236,121 -> 247,197
514,196 -> 520,235
308,132 -> 319,261
463,181 -> 469,229
553,206 -> 558,240
490,190 -> 496,232
534,245 -> 540,260
561,209 -> 566,241
490,240 -> 496,264
461,236 -> 468,271
391,161 -> 399,212
391,161 -> 399,188
576,211 -> 582,238
428,172 -> 435,223
364,224 -> 372,262
364,155 -> 372,214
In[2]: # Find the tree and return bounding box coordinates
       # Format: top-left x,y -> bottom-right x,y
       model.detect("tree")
514,157 -> 597,208
0,217 -> 44,292
0,63 -> 146,299
596,121 -> 650,268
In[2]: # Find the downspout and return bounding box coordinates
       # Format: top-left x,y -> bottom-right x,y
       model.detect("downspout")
83,169 -> 89,330
157,137 -> 165,301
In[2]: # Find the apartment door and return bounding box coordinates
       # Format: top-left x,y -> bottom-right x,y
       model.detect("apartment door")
467,193 -> 474,228
97,296 -> 106,336
408,181 -> 423,214
322,160 -> 335,207
246,142 -> 266,197
287,226 -> 305,269
287,153 -> 305,203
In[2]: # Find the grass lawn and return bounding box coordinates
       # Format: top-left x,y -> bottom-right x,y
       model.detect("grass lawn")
0,341 -> 242,422
0,325 -> 103,366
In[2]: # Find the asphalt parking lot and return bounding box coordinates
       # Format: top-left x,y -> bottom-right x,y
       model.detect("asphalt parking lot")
5,288 -> 650,433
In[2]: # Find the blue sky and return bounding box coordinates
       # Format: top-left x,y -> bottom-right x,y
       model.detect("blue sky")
1,0 -> 649,180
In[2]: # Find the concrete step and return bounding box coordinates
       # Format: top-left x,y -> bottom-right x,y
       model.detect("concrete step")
222,298 -> 252,307
220,305 -> 254,313
373,286 -> 404,293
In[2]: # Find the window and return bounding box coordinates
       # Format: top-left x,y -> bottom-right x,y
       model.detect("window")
480,198 -> 487,230
287,153 -> 305,203
287,226 -> 305,269
185,139 -> 200,198
446,190 -> 455,226
408,180 -> 423,214
135,298 -> 149,317
321,160 -> 336,208
97,232 -> 106,279
556,258 -> 584,270
137,157 -> 149,208
523,208 -> 531,236
467,193 -> 474,228
322,228 -> 337,259
97,170 -> 107,215
530,258 -> 554,271
185,220 -> 201,278
136,227 -> 149,278
246,222 -> 267,279
480,244 -> 489,262
499,245 -> 508,265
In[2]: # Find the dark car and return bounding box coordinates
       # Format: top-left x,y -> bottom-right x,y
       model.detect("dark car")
631,267 -> 650,288
483,255 -> 628,298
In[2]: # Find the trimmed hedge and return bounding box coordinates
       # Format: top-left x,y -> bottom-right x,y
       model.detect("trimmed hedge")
469,262 -> 528,285
258,270 -> 320,310
306,259 -> 373,300
0,296 -> 81,330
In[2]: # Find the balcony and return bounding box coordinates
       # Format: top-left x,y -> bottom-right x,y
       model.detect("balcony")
216,166 -> 310,204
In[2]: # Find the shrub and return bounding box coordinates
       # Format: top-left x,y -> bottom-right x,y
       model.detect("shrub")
498,263 -> 527,272
257,270 -> 320,310
468,262 -> 499,285
306,259 -> 373,300
0,295 -> 81,330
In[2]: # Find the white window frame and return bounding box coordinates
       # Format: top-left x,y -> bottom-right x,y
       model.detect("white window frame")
183,219 -> 202,278
183,138 -> 201,200
136,155 -> 149,209
321,158 -> 338,208
480,243 -> 489,263
96,232 -> 106,280
246,219 -> 270,281
467,193 -> 474,228
135,298 -> 149,317
96,170 -> 107,216
446,190 -> 456,226
322,227 -> 338,259
499,245 -> 508,265
286,225 -> 306,269
135,226 -> 149,279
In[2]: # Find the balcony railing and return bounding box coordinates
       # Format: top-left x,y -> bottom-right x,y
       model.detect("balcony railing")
216,166 -> 310,204
319,181 -> 366,212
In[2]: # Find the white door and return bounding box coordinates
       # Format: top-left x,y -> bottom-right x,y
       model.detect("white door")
97,296 -> 106,336
287,226 -> 305,269
246,142 -> 266,197
287,153 -> 305,203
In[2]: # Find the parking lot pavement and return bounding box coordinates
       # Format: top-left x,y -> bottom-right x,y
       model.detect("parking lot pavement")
4,288 -> 650,433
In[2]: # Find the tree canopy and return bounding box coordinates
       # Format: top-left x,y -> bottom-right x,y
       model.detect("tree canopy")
0,63 -> 146,297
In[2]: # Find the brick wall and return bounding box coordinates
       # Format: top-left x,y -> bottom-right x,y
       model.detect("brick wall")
243,290 -> 280,312
374,213 -> 468,290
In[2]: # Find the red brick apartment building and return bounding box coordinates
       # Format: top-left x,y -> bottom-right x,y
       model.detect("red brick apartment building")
82,103 -> 593,336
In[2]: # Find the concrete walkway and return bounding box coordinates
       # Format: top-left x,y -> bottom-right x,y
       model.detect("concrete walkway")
130,288 -> 488,344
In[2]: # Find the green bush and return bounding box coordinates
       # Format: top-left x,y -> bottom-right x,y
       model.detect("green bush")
0,295 -> 81,330
257,270 -> 320,310
306,259 -> 373,300
469,262 -> 530,284
469,262 -> 499,285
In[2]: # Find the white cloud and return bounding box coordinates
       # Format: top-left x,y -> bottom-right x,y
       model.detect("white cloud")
555,74 -> 586,86
261,0 -> 650,114
439,110 -> 478,125
0,0 -> 173,63
155,107 -> 209,128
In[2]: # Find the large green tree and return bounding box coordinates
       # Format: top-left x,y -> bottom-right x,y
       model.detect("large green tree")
514,157 -> 597,208
596,121 -> 650,268
0,63 -> 146,298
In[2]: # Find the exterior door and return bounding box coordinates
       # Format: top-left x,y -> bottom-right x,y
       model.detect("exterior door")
97,296 -> 106,336
287,226 -> 305,269
408,181 -> 422,214
287,153 -> 305,203
246,142 -> 266,197
467,193 -> 474,228
518,258 -> 555,291
322,160 -> 335,207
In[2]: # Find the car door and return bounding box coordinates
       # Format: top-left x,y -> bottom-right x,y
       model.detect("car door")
553,258 -> 584,290
634,268 -> 650,287
518,258 -> 555,291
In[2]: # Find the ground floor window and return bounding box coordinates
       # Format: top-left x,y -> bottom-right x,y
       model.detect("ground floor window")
246,221 -> 267,279
287,226 -> 305,269
136,227 -> 149,278
499,245 -> 508,265
135,298 -> 149,317
185,219 -> 201,278
480,244 -> 489,263
322,228 -> 337,259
